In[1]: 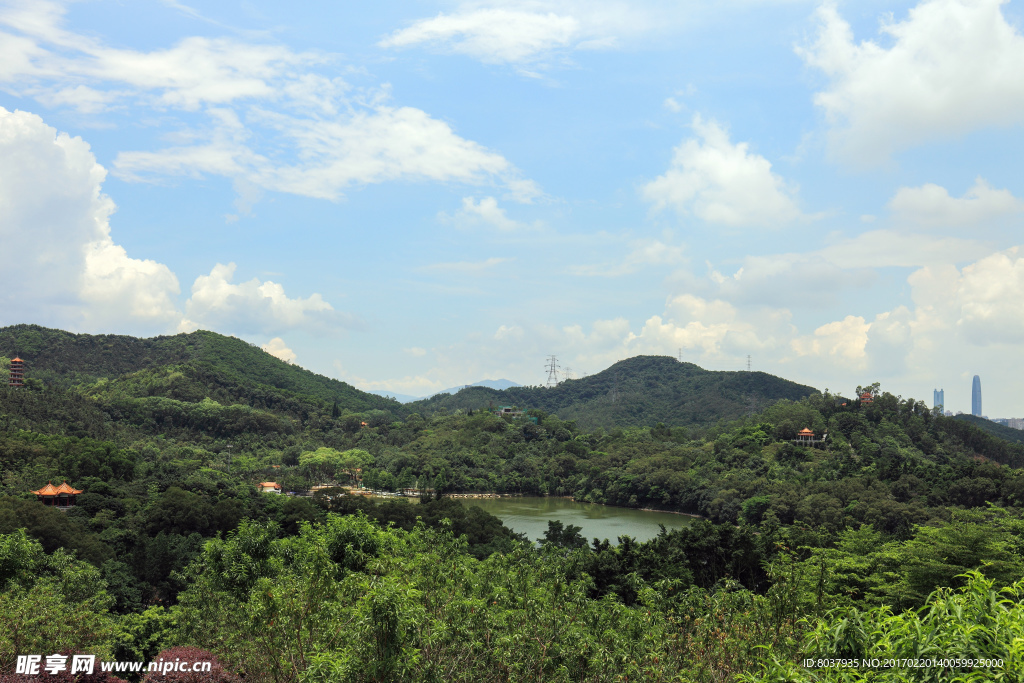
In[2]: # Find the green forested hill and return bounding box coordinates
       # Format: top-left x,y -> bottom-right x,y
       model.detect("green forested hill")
0,324 -> 401,413
2,327 -> 1024,680
412,355 -> 817,429
953,412 -> 1024,445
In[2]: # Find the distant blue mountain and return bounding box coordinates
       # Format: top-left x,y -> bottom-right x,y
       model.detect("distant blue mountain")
437,379 -> 521,395
370,379 -> 522,404
368,390 -> 423,403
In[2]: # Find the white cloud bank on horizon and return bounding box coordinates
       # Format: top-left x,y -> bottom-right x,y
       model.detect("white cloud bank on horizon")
0,106 -> 338,337
799,0 -> 1024,164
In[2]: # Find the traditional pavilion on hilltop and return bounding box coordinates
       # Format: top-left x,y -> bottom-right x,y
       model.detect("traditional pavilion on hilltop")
9,357 -> 24,388
31,481 -> 83,508
793,428 -> 828,446
859,391 -> 874,404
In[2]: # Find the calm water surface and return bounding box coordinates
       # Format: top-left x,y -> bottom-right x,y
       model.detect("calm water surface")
466,496 -> 695,545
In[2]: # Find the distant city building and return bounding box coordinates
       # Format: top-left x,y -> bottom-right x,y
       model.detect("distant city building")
933,388 -> 944,412
972,375 -> 982,417
1007,418 -> 1024,430
8,356 -> 24,388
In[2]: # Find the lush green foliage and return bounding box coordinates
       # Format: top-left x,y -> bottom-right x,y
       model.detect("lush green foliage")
2,325 -> 1024,680
413,355 -> 816,430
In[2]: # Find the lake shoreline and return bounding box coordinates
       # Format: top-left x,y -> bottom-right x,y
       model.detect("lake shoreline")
463,495 -> 701,545
352,489 -> 705,521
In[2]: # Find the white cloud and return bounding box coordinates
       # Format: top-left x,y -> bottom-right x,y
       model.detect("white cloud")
569,237 -> 685,276
261,337 -> 296,363
442,196 -> 540,231
816,230 -> 992,268
0,1 -> 538,204
404,346 -> 427,357
0,106 -> 181,332
380,8 -> 583,64
179,263 -> 335,335
697,229 -> 991,311
114,102 -> 533,203
642,115 -> 807,227
943,248 -> 1024,345
798,0 -> 1024,163
421,257 -> 513,273
888,177 -> 1024,228
790,315 -> 870,363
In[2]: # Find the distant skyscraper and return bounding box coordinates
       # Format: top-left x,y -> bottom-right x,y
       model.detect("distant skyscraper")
972,375 -> 982,417
933,388 -> 944,412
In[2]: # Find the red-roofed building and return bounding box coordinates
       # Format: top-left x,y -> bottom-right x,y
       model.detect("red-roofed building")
259,481 -> 281,494
793,428 -> 827,446
9,357 -> 24,388
31,481 -> 82,508
859,391 -> 874,404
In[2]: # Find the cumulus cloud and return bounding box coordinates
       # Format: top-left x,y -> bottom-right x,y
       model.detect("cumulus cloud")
790,315 -> 870,363
642,115 -> 807,227
179,263 -> 336,335
0,106 -> 181,332
261,337 -> 296,363
0,1 -> 538,204
798,0 -> 1024,163
943,248 -> 1024,345
788,308 -> 914,378
888,177 -> 1024,228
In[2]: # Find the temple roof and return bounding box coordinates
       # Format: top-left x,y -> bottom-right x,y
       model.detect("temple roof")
798,428 -> 815,435
259,481 -> 280,488
31,481 -> 83,496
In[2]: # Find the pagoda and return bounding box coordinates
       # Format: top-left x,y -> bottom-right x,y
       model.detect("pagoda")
30,481 -> 83,508
9,357 -> 24,388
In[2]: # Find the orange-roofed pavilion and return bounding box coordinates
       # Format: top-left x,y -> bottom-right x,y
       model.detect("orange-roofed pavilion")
31,481 -> 83,507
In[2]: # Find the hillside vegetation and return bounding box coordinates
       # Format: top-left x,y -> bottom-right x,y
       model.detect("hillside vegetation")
413,355 -> 817,430
0,324 -> 401,413
954,412 -> 1024,445
1,325 -> 1024,680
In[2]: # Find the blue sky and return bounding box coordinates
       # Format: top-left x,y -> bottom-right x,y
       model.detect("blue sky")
2,0 -> 1023,415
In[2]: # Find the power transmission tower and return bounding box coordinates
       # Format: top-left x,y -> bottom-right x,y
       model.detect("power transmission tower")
746,355 -> 751,372
563,366 -> 574,381
545,355 -> 560,388
678,347 -> 682,362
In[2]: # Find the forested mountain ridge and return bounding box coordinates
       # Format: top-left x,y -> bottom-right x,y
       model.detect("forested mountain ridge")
412,355 -> 817,429
954,412 -> 1024,445
3,325 -> 1024,680
0,324 -> 401,413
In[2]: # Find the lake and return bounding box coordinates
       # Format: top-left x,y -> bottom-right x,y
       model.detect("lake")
464,496 -> 697,545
